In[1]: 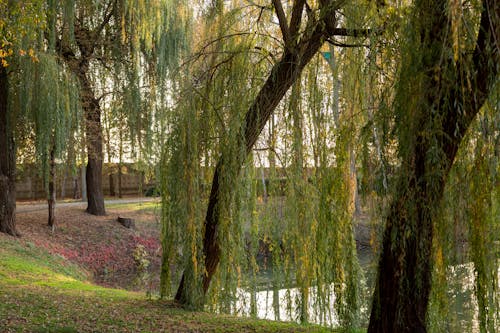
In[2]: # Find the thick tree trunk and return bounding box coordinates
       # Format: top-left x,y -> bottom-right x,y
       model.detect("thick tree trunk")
60,23 -> 106,215
48,146 -> 56,228
368,1 -> 498,331
86,152 -> 105,215
0,66 -> 18,236
175,7 -> 335,303
79,73 -> 106,215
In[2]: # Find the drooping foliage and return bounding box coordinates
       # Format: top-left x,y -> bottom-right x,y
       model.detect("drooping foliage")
11,54 -> 80,191
160,0 -> 382,327
43,0 -> 190,214
160,0 -> 498,332
0,0 -> 60,235
368,0 -> 499,332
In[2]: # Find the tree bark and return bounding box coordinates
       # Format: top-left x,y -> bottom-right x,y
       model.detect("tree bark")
58,19 -> 107,216
368,1 -> 499,332
0,66 -> 18,236
81,73 -> 106,215
175,0 -> 344,304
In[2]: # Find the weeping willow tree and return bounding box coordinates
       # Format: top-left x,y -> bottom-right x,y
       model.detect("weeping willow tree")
1,0 -> 81,232
160,1 -> 379,327
49,0 -> 188,215
0,0 -> 46,236
11,53 -> 81,229
368,0 -> 499,332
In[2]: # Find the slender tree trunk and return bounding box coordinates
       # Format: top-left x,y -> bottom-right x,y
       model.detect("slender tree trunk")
80,164 -> 86,200
48,145 -> 56,229
0,66 -> 18,236
109,173 -> 115,196
118,166 -> 123,198
118,126 -> 124,198
60,169 -> 66,199
368,1 -> 498,331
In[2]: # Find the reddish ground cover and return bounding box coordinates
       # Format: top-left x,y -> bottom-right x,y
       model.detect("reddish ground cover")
15,201 -> 162,291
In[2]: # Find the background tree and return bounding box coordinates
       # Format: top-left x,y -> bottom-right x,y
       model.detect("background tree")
52,0 -> 188,215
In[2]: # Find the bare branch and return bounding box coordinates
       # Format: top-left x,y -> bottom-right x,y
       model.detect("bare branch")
272,0 -> 291,45
245,0 -> 272,10
326,38 -> 369,48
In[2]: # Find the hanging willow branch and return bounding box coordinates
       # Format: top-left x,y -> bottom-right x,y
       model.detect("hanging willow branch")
174,0 -> 381,308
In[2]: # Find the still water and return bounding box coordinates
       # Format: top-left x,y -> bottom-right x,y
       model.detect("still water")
230,249 -> 498,332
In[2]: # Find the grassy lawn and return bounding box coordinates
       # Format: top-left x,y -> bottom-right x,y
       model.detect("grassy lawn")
105,200 -> 161,213
0,234 -> 344,333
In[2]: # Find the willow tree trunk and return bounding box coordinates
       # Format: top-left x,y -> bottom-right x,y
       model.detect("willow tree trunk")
0,66 -> 18,236
78,72 -> 106,216
60,23 -> 106,216
175,0 -> 344,304
368,1 -> 499,332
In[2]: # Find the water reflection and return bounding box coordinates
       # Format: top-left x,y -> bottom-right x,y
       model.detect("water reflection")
234,285 -> 338,326
230,255 -> 498,332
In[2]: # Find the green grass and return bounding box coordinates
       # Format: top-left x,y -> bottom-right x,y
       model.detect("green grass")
0,234 -> 354,332
106,200 -> 160,214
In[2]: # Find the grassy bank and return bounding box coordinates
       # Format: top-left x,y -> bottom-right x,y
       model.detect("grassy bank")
0,234 -> 342,333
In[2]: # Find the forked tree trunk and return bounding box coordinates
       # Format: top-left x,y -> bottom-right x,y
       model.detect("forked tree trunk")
368,1 -> 498,331
0,66 -> 18,236
48,145 -> 56,228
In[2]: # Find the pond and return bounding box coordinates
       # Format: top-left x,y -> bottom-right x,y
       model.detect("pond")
230,246 -> 498,332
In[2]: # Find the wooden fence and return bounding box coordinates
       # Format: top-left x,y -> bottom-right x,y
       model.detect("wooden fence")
16,164 -> 149,200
